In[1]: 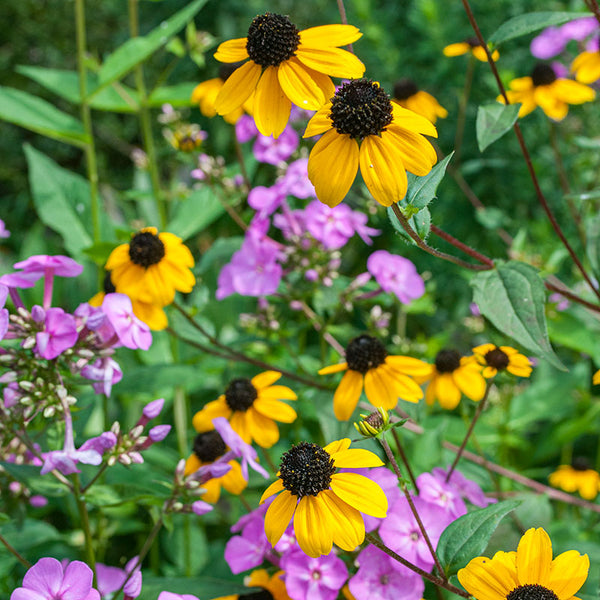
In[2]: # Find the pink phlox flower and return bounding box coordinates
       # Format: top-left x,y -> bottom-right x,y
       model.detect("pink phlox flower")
367,250 -> 425,304
274,525 -> 297,555
101,293 -> 152,350
415,472 -> 466,520
148,424 -> 171,442
10,557 -> 100,600
273,208 -> 305,239
350,211 -> 381,245
75,303 -> 108,332
431,467 -> 496,507
158,594 -> 200,600
230,500 -> 270,533
530,26 -> 567,58
95,563 -> 127,597
253,125 -> 299,165
281,549 -> 348,600
3,382 -> 23,408
79,432 -> 117,455
280,158 -> 316,199
236,114 -> 259,143
81,357 -> 123,397
191,500 -> 213,515
561,17 -> 597,41
36,307 -> 78,360
13,255 -> 83,280
225,514 -> 270,574
248,184 -> 287,216
379,495 -> 452,571
141,398 -> 165,422
289,105 -> 315,123
0,283 -> 8,341
123,556 -> 142,600
0,219 -> 10,238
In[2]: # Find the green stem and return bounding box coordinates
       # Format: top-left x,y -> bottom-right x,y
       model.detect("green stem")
75,0 -> 101,244
0,532 -> 31,569
72,473 -> 96,578
128,0 -> 167,228
390,427 -> 419,492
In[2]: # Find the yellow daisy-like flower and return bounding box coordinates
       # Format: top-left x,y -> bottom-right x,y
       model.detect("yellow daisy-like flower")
572,50 -> 600,84
212,569 -> 292,600
549,458 -> 600,500
471,343 -> 533,378
105,227 -> 195,307
261,438 -> 387,558
318,334 -> 430,421
593,369 -> 600,385
443,37 -> 499,62
184,430 -> 247,503
457,527 -> 589,600
499,63 -> 595,121
421,349 -> 486,410
192,371 -> 297,448
393,79 -> 448,124
304,79 -> 438,208
213,13 -> 365,138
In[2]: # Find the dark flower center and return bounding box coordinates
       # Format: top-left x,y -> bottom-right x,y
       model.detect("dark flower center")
219,62 -> 244,81
279,442 -> 336,497
572,456 -> 591,471
246,13 -> 300,67
484,347 -> 510,371
192,431 -> 227,463
506,584 -> 559,600
330,79 -> 394,140
466,36 -> 482,47
394,78 -> 419,100
435,349 -> 461,373
128,231 -> 165,268
364,411 -> 384,429
531,64 -> 556,87
345,334 -> 388,374
103,272 -> 116,294
225,378 -> 258,412
242,591 -> 274,600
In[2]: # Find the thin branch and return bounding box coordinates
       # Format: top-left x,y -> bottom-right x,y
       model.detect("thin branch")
0,532 -> 31,569
430,225 -> 494,266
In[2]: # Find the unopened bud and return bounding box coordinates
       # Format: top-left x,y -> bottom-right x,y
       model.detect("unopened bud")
354,407 -> 390,438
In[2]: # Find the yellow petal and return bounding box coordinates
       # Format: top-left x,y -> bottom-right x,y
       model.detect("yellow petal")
251,370 -> 282,389
246,408 -> 280,448
359,133 -> 408,207
458,553 -> 517,600
332,370 -> 363,421
323,438 -> 351,455
384,127 -> 437,176
330,472 -> 388,517
278,57 -> 334,111
516,528 -> 552,586
230,411 -> 252,444
319,490 -> 365,552
260,478 -> 285,503
391,102 -> 438,137
258,385 -> 297,401
364,366 -> 400,409
552,79 -> 596,104
214,37 -> 249,62
443,42 -> 470,57
385,355 -> 432,377
220,460 -> 248,495
329,448 -> 384,468
184,454 -> 202,476
308,129 -> 359,208
264,490 -> 297,547
572,52 -> 600,84
253,397 -> 297,423
593,369 -> 600,385
295,46 -> 365,79
318,362 -> 348,375
453,365 -> 486,402
215,60 -> 261,115
293,495 -> 332,557
549,550 -> 590,599
192,398 -> 231,432
434,373 -> 462,409
299,24 -> 362,48
304,102 -> 333,138
253,66 -> 291,138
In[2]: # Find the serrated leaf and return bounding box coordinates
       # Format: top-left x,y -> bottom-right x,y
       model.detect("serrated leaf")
94,0 -> 208,95
387,205 -> 431,243
404,152 -> 454,210
0,87 -> 88,146
471,261 -> 565,370
476,103 -> 520,152
167,187 -> 226,240
489,11 -> 592,45
437,500 -> 521,575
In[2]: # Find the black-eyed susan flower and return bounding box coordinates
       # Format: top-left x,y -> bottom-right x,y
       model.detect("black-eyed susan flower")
304,79 -> 438,208
421,349 -> 486,410
458,527 -> 589,600
318,334 -> 430,421
499,63 -> 595,121
105,227 -> 195,307
443,37 -> 499,62
261,438 -> 387,558
549,458 -> 600,500
572,50 -> 600,84
192,371 -> 297,448
393,79 -> 448,124
471,343 -> 533,378
212,569 -> 291,600
164,124 -> 207,153
184,430 -> 247,503
213,13 -> 365,138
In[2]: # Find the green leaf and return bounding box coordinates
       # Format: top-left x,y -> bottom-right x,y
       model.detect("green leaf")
405,152 -> 454,210
167,187 -> 226,240
476,103 -> 520,152
471,261 -> 565,370
94,0 -> 209,95
437,500 -> 521,576
148,82 -> 197,108
387,206 -> 431,243
0,86 -> 88,146
489,12 -> 592,45
24,145 -> 93,256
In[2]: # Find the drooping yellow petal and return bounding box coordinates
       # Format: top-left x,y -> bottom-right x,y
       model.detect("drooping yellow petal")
453,365 -> 486,402
443,42 -> 470,57
552,79 -> 596,104
330,472 -> 388,517
260,478 -> 285,503
332,369 -> 364,421
548,550 -> 590,599
329,448 -> 384,468
384,367 -> 423,403
364,366 -> 400,409
215,60 -> 261,115
258,385 -> 297,401
384,127 -> 437,176
572,51 -> 600,83
323,438 -> 351,455
295,46 -> 365,79
299,24 -> 362,48
516,528 -> 552,587
391,102 -> 438,137
385,355 -> 432,377
214,38 -> 249,62
105,243 -> 132,270
458,554 -> 516,600
246,408 -> 280,448
253,66 -> 291,138
318,361 -> 348,375
253,397 -> 297,423
359,133 -> 408,207
304,103 -> 333,138
278,57 -> 334,111
433,373 -> 462,409
220,460 -> 248,495
251,370 -> 282,389
308,129 -> 359,208
192,398 -> 231,432
230,411 -> 252,444
294,495 -> 334,557
264,490 -> 297,546
319,490 -> 365,552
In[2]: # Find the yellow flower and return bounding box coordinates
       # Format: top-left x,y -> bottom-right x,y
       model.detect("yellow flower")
572,50 -> 600,84
304,79 -> 438,208
499,63 -> 595,121
393,79 -> 448,124
458,527 -> 589,600
443,37 -> 499,62
192,371 -> 297,448
105,227 -> 195,307
184,430 -> 247,503
213,13 -> 365,138
212,569 -> 292,600
422,349 -> 486,410
318,334 -> 430,421
261,438 -> 387,558
549,459 -> 600,500
593,369 -> 600,385
471,343 -> 533,378
164,124 -> 206,153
